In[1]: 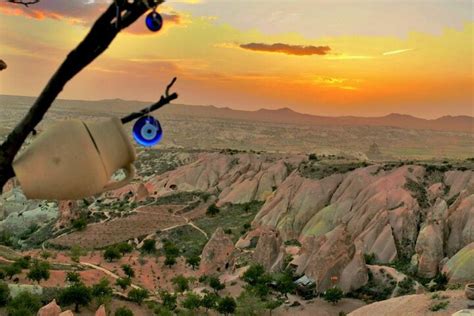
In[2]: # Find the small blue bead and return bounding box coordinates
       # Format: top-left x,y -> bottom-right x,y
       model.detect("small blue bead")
132,116 -> 163,147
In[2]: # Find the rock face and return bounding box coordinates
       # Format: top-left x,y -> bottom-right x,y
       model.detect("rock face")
251,164 -> 474,291
442,242 -> 474,283
200,227 -> 235,274
37,299 -> 61,316
54,200 -> 80,230
146,153 -> 300,204
95,305 -> 106,316
58,311 -> 74,316
253,229 -> 284,272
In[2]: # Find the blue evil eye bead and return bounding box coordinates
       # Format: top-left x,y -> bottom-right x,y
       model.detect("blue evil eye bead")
145,11 -> 163,32
132,116 -> 163,147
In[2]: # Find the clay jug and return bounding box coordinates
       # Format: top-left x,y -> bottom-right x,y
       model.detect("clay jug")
13,117 -> 136,200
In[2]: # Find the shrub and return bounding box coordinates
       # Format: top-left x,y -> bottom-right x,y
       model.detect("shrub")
59,282 -> 92,313
323,287 -> 344,305
66,271 -> 81,284
364,253 -> 377,265
142,239 -> 156,254
200,292 -> 218,311
115,277 -> 131,290
128,288 -> 149,305
182,292 -> 201,311
208,276 -> 225,293
115,306 -> 134,316
171,275 -> 189,293
206,204 -> 220,217
0,282 -> 10,306
122,264 -> 135,278
27,260 -> 50,284
160,290 -> 177,310
185,255 -> 200,270
429,300 -> 449,311
103,247 -> 122,262
72,217 -> 87,231
117,242 -> 133,255
91,277 -> 113,304
7,291 -> 42,315
217,296 -> 237,315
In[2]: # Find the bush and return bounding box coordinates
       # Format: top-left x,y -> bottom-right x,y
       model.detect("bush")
429,300 -> 449,311
364,253 -> 377,265
182,292 -> 201,311
103,247 -> 122,262
206,204 -> 220,217
0,282 -> 10,306
323,287 -> 344,305
7,291 -> 42,316
115,306 -> 134,316
200,292 -> 218,311
142,239 -> 156,254
117,242 -> 133,255
208,276 -> 225,293
115,277 -> 131,290
66,271 -> 81,284
242,264 -> 269,286
171,275 -> 189,293
160,290 -> 177,310
217,296 -> 237,315
128,288 -> 149,305
27,260 -> 50,284
185,255 -> 200,270
72,217 -> 87,231
122,264 -> 135,278
59,282 -> 92,313
91,277 -> 113,304
164,255 -> 177,268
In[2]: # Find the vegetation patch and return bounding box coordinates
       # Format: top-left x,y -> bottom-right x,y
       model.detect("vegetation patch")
158,225 -> 208,258
195,201 -> 264,243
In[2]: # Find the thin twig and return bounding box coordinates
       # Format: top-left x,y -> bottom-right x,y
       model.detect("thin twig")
120,77 -> 178,124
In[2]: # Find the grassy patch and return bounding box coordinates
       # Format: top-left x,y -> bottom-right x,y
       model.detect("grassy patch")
404,178 -> 430,208
194,201 -> 264,243
428,300 -> 449,312
158,225 -> 208,258
299,161 -> 370,180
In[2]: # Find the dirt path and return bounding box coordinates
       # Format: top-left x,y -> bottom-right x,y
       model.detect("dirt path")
79,261 -> 141,289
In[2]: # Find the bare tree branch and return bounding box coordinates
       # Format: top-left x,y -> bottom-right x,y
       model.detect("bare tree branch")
0,0 -> 169,191
7,0 -> 40,7
121,77 -> 178,124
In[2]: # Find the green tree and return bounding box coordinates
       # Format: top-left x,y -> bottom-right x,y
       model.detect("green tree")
182,292 -> 201,311
115,306 -> 134,316
171,275 -> 189,293
6,291 -> 42,316
127,288 -> 149,305
274,270 -> 296,298
116,277 -> 131,290
217,296 -> 237,315
323,286 -> 344,305
59,282 -> 92,312
121,264 -> 135,278
4,264 -> 21,280
103,247 -> 122,262
160,290 -> 177,310
236,290 -> 265,316
208,276 -> 225,294
117,242 -> 133,255
72,217 -> 87,231
14,256 -> 31,269
206,204 -> 220,217
27,260 -> 50,284
163,241 -> 180,258
66,271 -> 81,284
141,239 -> 156,254
201,292 -> 218,312
91,277 -> 113,305
241,264 -> 268,286
185,255 -> 200,270
164,255 -> 177,268
69,245 -> 86,263
0,282 -> 10,306
265,299 -> 283,316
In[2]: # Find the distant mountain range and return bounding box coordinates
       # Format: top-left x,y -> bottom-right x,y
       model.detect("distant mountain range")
1,94 -> 472,133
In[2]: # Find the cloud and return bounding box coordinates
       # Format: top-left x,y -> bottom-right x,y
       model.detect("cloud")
382,48 -> 414,56
239,42 -> 331,56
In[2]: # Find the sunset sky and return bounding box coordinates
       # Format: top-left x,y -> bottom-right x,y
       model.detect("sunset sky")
0,0 -> 472,118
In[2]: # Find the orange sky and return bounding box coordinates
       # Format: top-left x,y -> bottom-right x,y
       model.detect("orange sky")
0,0 -> 473,118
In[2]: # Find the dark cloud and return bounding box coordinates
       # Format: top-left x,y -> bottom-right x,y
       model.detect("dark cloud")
240,42 -> 331,56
